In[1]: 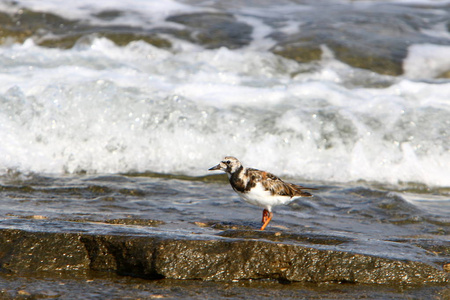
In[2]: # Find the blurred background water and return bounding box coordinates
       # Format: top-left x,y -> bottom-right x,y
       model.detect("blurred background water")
0,0 -> 449,186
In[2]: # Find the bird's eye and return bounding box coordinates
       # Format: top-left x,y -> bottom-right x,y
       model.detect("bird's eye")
226,160 -> 231,164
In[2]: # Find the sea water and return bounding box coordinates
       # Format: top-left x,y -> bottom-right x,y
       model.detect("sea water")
0,1 -> 449,190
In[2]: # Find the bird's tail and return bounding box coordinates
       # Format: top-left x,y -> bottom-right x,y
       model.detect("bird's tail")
291,184 -> 316,197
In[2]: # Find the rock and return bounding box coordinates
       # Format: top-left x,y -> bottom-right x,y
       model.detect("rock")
444,263 -> 450,272
271,31 -> 406,76
0,9 -> 78,45
17,290 -> 31,296
0,228 -> 447,284
38,31 -> 171,49
438,70 -> 450,79
0,10 -> 171,49
270,5 -> 450,76
166,13 -> 253,49
0,229 -> 90,274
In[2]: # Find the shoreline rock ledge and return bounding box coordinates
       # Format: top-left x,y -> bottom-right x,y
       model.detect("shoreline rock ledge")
0,228 -> 448,284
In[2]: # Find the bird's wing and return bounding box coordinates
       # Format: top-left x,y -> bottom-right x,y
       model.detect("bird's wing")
246,168 -> 314,197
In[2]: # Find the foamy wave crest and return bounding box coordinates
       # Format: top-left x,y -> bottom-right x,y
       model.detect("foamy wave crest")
0,38 -> 449,187
404,44 -> 450,79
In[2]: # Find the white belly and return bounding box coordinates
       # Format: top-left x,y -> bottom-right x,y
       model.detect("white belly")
236,182 -> 297,211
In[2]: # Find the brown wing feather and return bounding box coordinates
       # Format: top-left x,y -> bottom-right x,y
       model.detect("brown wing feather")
246,168 -> 314,197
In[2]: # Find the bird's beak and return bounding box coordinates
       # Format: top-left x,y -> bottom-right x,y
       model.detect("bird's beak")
208,164 -> 221,171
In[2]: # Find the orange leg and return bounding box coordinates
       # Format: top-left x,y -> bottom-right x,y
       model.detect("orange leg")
261,209 -> 269,223
260,209 -> 273,231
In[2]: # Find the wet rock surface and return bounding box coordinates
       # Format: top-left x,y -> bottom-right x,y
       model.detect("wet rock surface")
0,224 -> 447,285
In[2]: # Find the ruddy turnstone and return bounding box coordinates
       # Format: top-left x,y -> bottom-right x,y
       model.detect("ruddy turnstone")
209,156 -> 315,230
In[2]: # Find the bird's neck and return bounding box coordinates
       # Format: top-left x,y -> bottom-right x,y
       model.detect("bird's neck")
229,165 -> 244,178
228,165 -> 247,192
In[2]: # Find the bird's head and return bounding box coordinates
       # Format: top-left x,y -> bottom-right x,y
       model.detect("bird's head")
208,156 -> 242,174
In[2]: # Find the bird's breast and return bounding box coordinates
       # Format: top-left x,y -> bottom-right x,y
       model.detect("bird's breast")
236,182 -> 295,210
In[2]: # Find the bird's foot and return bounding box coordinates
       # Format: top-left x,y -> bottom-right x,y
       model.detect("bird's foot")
260,209 -> 273,231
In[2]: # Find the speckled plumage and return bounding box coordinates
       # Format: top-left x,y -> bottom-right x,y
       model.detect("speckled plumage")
209,156 -> 315,230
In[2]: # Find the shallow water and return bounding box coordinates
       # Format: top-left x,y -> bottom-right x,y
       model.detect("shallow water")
0,273 -> 446,300
0,173 -> 448,265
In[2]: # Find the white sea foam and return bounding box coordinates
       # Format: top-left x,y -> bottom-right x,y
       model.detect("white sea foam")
3,0 -> 195,24
404,44 -> 450,79
0,0 -> 449,187
0,38 -> 449,187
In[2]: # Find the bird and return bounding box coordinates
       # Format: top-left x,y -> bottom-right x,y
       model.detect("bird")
208,156 -> 315,230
